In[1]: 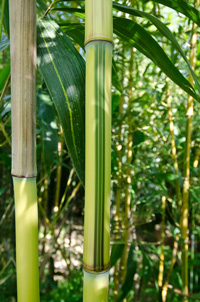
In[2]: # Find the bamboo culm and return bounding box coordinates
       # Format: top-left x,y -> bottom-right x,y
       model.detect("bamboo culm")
9,0 -> 40,301
83,0 -> 113,301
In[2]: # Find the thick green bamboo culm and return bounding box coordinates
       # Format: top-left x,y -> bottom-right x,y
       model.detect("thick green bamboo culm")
9,0 -> 40,301
83,41 -> 113,272
83,0 -> 113,301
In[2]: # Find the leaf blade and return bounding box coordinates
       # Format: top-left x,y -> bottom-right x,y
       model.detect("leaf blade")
113,2 -> 200,96
37,18 -> 85,184
113,18 -> 198,100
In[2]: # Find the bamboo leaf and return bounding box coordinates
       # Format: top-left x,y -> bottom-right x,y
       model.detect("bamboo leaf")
112,59 -> 122,92
113,18 -> 198,101
37,18 -> 85,185
0,37 -> 10,52
37,89 -> 58,172
0,63 -> 10,90
60,23 -> 85,49
110,243 -> 125,267
146,0 -> 200,27
117,245 -> 137,302
3,0 -> 9,38
113,2 -> 200,96
37,0 -> 48,11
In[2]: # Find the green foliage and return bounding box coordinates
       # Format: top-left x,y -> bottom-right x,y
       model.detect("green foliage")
37,17 -> 85,185
37,89 -> 58,173
0,37 -> 9,52
1,0 -> 200,301
145,0 -> 200,26
41,270 -> 83,302
117,245 -> 137,302
110,243 -> 125,267
114,18 -> 197,100
0,63 -> 10,90
114,2 -> 200,97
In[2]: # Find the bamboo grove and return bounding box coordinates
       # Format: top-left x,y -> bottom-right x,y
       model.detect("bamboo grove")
1,0 -> 200,301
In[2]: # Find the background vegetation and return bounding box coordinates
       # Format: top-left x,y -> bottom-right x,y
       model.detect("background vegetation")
1,0 -> 200,301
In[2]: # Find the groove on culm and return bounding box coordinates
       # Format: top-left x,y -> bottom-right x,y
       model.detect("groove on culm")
94,43 -> 106,270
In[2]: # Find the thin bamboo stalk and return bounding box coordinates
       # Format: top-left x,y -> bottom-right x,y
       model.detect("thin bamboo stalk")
190,147 -> 200,291
166,85 -> 182,211
0,121 -> 11,147
121,1 -> 134,288
9,0 -> 39,301
158,196 -> 166,289
113,45 -> 125,302
121,46 -> 134,285
193,149 -> 200,168
83,0 -> 113,301
181,1 -> 199,300
0,72 -> 11,108
162,234 -> 179,302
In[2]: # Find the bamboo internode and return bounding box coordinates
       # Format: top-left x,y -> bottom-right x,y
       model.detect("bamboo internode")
9,0 -> 40,301
83,0 -> 113,300
13,177 -> 40,302
83,40 -> 112,273
85,0 -> 113,45
10,0 -> 37,178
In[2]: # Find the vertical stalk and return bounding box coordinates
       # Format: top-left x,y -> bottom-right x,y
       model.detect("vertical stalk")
83,0 -> 113,301
113,45 -> 125,302
9,0 -> 40,301
54,129 -> 64,212
190,206 -> 195,293
181,1 -> 198,300
121,46 -> 134,285
167,86 -> 182,211
158,196 -> 166,289
162,234 -> 179,302
121,0 -> 134,287
193,148 -> 200,168
190,150 -> 200,291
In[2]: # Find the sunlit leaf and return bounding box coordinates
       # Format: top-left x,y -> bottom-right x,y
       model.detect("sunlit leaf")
110,243 -> 125,267
113,2 -> 200,96
146,0 -> 200,27
0,63 -> 10,90
113,18 -> 198,101
37,18 -> 85,184
37,89 -> 58,172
